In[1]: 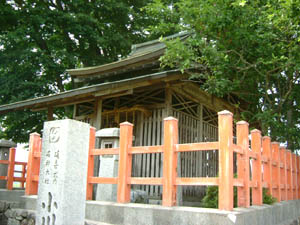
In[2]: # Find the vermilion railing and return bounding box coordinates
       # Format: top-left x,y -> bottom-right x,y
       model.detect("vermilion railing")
0,147 -> 27,189
86,110 -> 300,210
24,110 -> 300,211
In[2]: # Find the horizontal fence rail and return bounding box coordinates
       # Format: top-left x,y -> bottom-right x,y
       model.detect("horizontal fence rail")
24,110 -> 300,211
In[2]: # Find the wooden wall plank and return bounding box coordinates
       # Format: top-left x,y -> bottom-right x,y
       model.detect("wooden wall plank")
146,113 -> 152,194
155,109 -> 161,196
142,114 -> 148,191
150,110 -> 157,196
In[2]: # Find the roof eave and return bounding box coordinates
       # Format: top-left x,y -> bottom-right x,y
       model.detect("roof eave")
67,48 -> 164,77
0,70 -> 182,115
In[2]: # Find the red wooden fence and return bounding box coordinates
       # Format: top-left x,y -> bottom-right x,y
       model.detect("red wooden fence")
0,147 -> 27,189
25,133 -> 42,195
24,110 -> 300,211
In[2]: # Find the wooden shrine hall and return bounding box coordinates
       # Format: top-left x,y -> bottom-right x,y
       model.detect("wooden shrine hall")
0,32 -> 243,200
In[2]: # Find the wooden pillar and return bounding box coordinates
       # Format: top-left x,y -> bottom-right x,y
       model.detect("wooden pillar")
86,127 -> 96,200
198,104 -> 203,142
197,104 -> 204,190
114,98 -> 120,125
236,121 -> 250,207
6,147 -> 16,190
271,142 -> 281,202
94,98 -> 103,130
47,106 -> 54,121
262,136 -> 272,196
162,117 -> 178,207
251,129 -> 262,205
218,110 -> 233,210
117,122 -> 133,203
165,87 -> 172,117
72,104 -> 77,119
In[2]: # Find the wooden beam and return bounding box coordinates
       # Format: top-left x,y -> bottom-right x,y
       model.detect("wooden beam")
172,92 -> 197,116
94,98 -> 102,130
165,87 -> 172,116
31,98 -> 95,112
72,104 -> 77,119
102,105 -> 151,117
47,107 -> 53,121
119,88 -> 164,108
94,89 -> 133,98
173,82 -> 236,113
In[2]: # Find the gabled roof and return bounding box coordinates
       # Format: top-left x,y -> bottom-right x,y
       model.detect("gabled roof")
67,32 -> 190,81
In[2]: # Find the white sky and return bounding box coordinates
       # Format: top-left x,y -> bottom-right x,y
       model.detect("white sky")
13,144 -> 29,181
15,143 -> 28,162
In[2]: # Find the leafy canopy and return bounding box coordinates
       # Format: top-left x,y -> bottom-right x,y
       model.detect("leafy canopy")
0,0 -> 156,142
144,0 -> 300,151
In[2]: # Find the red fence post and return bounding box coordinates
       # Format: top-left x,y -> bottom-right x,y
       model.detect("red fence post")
298,155 -> 300,199
86,127 -> 96,200
162,117 -> 178,207
25,133 -> 41,195
6,147 -> 16,190
236,121 -> 250,207
287,150 -> 293,200
117,122 -> 133,203
21,164 -> 26,188
218,110 -> 233,210
292,153 -> 297,199
280,147 -> 287,201
262,136 -> 272,196
251,129 -> 262,205
271,142 -> 281,202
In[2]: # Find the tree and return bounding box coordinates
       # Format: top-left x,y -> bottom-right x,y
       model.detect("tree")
0,0 -> 155,143
144,0 -> 300,151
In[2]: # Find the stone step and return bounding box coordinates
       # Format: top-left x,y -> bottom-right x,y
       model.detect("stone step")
0,189 -> 25,203
85,219 -> 115,225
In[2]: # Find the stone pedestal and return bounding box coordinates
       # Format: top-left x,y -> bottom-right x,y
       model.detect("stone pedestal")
0,140 -> 16,188
36,119 -> 90,225
95,128 -> 119,202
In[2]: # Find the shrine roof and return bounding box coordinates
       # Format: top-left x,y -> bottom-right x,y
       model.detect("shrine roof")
67,32 -> 190,81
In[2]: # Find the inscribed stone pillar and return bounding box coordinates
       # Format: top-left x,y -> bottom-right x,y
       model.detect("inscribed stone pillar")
95,128 -> 119,201
0,140 -> 16,188
36,119 -> 90,225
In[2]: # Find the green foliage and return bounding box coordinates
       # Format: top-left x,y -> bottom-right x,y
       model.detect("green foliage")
201,186 -> 219,208
263,188 -> 276,205
0,0 -> 156,142
144,0 -> 300,151
201,186 -> 276,208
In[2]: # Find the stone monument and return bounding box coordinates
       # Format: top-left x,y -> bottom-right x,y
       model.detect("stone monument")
95,128 -> 119,201
0,140 -> 16,188
36,119 -> 90,225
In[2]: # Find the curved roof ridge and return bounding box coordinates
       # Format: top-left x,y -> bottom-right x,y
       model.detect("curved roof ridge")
67,31 -> 191,78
